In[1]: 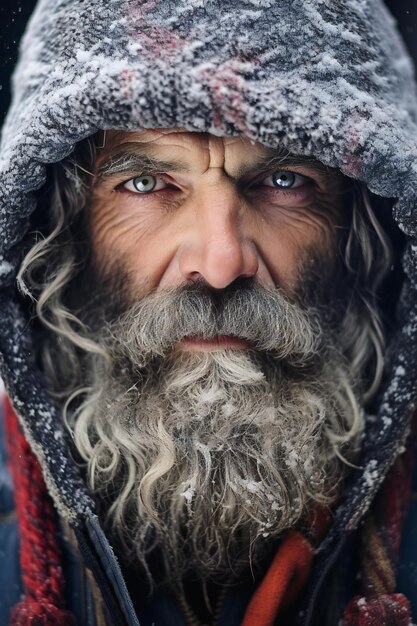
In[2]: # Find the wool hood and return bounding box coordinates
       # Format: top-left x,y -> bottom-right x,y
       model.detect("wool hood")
1,0 -> 417,623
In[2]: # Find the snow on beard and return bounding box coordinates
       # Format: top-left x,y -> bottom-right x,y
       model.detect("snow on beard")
72,277 -> 362,583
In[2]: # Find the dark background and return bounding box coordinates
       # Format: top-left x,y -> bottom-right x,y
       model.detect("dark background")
0,0 -> 417,125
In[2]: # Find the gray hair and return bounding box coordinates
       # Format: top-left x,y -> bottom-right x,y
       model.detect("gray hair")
17,134 -> 394,583
18,134 -> 392,405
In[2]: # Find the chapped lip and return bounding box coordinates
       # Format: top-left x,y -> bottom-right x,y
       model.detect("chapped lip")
178,334 -> 251,350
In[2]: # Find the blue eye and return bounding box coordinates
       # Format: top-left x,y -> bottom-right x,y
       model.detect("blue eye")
123,175 -> 158,193
269,171 -> 308,189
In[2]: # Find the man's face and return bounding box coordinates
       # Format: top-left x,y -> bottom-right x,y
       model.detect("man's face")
90,128 -> 344,334
68,128 -> 360,583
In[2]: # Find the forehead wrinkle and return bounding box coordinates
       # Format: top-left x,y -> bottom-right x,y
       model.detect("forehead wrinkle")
95,136 -> 336,184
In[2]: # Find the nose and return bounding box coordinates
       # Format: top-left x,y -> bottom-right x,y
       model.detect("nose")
178,182 -> 259,289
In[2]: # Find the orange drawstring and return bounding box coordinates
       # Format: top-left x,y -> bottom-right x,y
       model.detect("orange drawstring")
241,531 -> 313,626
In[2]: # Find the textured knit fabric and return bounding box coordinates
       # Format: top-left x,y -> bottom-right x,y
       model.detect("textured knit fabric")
1,1 -> 417,625
342,433 -> 417,626
343,594 -> 412,626
4,397 -> 76,625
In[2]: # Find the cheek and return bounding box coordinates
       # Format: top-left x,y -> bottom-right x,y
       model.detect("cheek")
89,195 -> 178,287
256,195 -> 340,286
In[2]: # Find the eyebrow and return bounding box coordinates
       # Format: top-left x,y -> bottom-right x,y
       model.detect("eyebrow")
96,152 -> 191,179
234,151 -> 331,179
95,144 -> 332,183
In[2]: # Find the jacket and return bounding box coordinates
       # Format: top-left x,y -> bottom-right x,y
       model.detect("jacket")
1,0 -> 417,624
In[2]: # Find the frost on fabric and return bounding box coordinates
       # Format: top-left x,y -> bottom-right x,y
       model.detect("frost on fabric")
363,460 -> 379,489
0,261 -> 13,278
246,0 -> 273,6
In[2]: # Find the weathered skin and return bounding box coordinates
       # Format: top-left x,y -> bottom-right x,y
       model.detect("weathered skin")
0,0 -> 417,623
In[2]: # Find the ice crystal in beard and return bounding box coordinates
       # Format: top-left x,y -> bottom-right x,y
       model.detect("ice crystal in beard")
87,349 -> 352,583
72,283 -> 361,585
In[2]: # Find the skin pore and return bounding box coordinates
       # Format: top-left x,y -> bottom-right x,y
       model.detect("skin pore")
90,128 -> 346,352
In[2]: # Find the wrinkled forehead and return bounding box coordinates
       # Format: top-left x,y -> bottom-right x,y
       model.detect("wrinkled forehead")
99,128 -> 276,166
95,127 -> 337,181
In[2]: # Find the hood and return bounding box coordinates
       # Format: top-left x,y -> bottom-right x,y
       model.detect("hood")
1,0 -> 417,597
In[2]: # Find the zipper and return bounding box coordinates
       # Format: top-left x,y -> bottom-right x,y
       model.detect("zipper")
212,586 -> 228,626
175,584 -> 229,626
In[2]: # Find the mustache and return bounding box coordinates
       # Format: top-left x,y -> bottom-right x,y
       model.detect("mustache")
103,279 -> 325,366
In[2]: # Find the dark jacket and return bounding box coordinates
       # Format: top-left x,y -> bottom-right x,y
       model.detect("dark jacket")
1,0 -> 417,624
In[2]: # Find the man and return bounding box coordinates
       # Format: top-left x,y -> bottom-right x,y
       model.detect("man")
0,1 -> 417,625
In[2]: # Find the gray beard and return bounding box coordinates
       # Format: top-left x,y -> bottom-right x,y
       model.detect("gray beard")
67,280 -> 363,585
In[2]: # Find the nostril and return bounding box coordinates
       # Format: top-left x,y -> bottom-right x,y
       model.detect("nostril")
188,271 -> 204,284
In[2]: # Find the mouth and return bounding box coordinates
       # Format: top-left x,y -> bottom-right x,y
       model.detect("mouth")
176,335 -> 252,352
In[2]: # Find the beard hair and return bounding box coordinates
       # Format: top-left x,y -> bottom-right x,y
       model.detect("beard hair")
67,276 -> 363,586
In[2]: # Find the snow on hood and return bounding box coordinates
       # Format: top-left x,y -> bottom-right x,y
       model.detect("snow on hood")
0,0 -> 417,532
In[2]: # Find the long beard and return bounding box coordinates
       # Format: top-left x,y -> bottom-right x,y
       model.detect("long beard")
67,279 -> 363,585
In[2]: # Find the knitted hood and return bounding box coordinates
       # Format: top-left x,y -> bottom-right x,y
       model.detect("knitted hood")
1,0 -> 417,604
